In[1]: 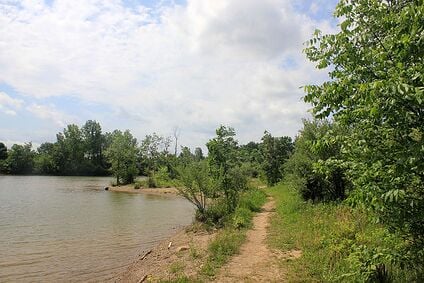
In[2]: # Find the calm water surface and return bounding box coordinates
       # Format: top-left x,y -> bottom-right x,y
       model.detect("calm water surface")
0,176 -> 194,282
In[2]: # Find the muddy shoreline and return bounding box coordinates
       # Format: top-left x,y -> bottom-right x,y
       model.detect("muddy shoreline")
108,185 -> 179,196
107,184 -> 213,282
111,223 -> 216,282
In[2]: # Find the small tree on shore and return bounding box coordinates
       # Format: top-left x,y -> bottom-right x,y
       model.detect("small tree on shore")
207,125 -> 241,213
105,130 -> 138,185
177,161 -> 214,220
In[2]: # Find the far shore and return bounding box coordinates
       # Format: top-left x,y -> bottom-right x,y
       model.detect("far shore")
108,185 -> 179,196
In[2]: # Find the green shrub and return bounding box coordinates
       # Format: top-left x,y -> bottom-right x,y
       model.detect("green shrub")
232,207 -> 252,229
202,199 -> 229,228
147,175 -> 157,188
156,166 -> 171,187
238,188 -> 267,212
133,181 -> 141,189
240,162 -> 260,178
232,189 -> 266,229
283,120 -> 349,202
178,161 -> 214,222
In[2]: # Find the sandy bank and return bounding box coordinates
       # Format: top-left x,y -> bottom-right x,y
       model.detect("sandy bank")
112,224 -> 216,282
108,185 -> 179,195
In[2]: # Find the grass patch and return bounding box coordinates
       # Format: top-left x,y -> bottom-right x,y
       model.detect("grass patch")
169,261 -> 185,274
189,243 -> 201,259
268,181 -> 420,282
248,177 -> 266,189
238,188 -> 267,212
200,228 -> 246,277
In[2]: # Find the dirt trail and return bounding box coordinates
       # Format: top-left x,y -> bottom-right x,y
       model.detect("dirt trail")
214,197 -> 285,282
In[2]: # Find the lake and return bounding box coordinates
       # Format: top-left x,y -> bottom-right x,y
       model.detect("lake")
0,176 -> 194,282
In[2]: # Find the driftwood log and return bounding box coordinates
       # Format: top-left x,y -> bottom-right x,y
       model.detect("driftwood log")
137,274 -> 148,283
140,250 -> 152,261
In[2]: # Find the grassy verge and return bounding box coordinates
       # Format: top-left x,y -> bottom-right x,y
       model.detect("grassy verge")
200,228 -> 246,277
268,181 -> 418,282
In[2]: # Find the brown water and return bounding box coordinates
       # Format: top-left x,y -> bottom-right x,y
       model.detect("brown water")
0,176 -> 194,282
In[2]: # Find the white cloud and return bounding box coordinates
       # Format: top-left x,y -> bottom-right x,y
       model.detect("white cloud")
26,103 -> 77,127
0,91 -> 23,115
0,0 -> 337,147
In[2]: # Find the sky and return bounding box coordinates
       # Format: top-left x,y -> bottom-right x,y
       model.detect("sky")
0,0 -> 340,150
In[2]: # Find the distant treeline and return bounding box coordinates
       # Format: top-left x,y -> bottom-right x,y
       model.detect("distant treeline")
0,121 -> 293,186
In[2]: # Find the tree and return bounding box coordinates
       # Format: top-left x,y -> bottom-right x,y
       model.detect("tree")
52,124 -> 85,175
7,143 -> 35,174
63,124 -> 84,165
207,125 -> 240,212
304,0 -> 423,270
105,130 -> 138,185
239,141 -> 262,164
284,120 -> 348,202
179,146 -> 194,166
0,142 -> 7,160
139,133 -> 165,173
194,147 -> 204,161
177,161 -> 214,220
237,141 -> 262,178
173,126 -> 180,156
34,142 -> 56,174
261,131 -> 293,185
0,142 -> 8,173
82,120 -> 104,166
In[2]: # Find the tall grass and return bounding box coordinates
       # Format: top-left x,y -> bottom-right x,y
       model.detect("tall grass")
268,181 -> 419,282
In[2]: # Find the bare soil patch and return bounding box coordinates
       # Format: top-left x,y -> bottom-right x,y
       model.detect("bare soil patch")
112,225 -> 216,282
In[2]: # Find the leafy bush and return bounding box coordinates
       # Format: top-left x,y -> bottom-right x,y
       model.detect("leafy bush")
232,207 -> 252,229
202,199 -> 229,228
147,175 -> 157,188
133,181 -> 141,189
155,166 -> 172,187
238,188 -> 267,213
232,189 -> 267,229
239,162 -> 260,178
284,120 -> 349,202
177,161 -> 215,222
